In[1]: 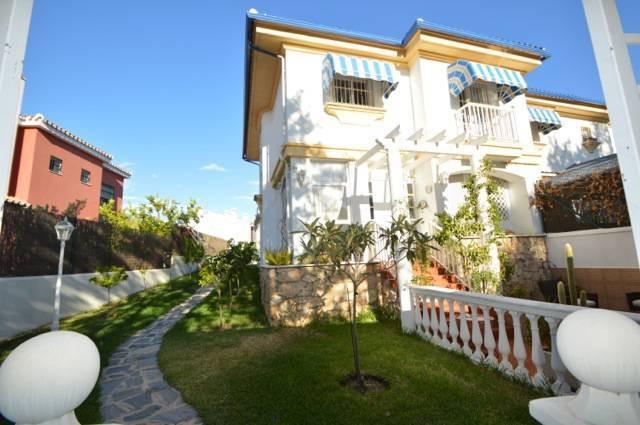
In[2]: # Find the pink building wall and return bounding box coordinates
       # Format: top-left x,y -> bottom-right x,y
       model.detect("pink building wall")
8,127 -> 125,220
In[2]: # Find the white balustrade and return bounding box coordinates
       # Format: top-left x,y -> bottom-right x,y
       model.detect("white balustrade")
453,102 -> 519,143
408,285 -> 640,394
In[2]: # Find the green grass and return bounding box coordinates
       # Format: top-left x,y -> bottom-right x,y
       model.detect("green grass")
159,267 -> 541,425
0,273 -> 200,424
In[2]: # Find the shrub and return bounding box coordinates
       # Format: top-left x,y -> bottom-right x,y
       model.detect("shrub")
90,266 -> 128,304
264,249 -> 292,265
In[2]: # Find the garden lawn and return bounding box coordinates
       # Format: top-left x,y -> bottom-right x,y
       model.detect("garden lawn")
0,273 -> 200,424
159,267 -> 541,425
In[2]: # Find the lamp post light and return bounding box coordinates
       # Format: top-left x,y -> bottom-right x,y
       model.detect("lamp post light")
52,217 -> 74,331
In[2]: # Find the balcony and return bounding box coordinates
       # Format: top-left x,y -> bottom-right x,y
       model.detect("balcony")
454,103 -> 519,145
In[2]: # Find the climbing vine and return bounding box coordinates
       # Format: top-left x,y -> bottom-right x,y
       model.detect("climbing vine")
532,167 -> 629,232
435,160 -> 508,294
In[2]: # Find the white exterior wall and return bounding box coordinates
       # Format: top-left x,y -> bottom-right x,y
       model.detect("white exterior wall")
540,116 -> 614,172
255,46 -> 616,255
0,257 -> 198,340
259,80 -> 286,258
546,227 -> 638,268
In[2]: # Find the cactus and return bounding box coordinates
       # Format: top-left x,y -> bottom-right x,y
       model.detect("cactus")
555,244 -> 592,307
557,281 -> 567,304
579,290 -> 587,307
565,243 -> 578,306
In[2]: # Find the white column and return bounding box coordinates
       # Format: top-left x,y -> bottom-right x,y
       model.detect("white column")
0,0 -> 34,233
582,0 -> 640,267
386,142 -> 414,331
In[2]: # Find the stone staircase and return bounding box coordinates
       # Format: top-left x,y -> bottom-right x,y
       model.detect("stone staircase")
413,259 -> 470,291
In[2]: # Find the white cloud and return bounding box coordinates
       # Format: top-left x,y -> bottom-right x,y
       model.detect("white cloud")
151,173 -> 159,179
234,195 -> 253,201
196,209 -> 252,242
117,161 -> 135,170
200,162 -> 226,172
248,180 -> 259,185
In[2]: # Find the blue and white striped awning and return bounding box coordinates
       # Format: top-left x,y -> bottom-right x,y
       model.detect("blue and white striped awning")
322,53 -> 397,93
448,60 -> 527,103
528,107 -> 562,134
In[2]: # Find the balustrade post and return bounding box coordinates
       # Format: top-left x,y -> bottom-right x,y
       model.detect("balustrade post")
495,308 -> 514,375
438,298 -> 450,349
470,303 -> 484,363
526,314 -> 548,387
422,295 -> 432,341
481,305 -> 498,367
544,316 -> 571,395
449,300 -> 461,352
430,296 -> 441,345
510,311 -> 529,381
412,292 -> 423,336
459,302 -> 472,357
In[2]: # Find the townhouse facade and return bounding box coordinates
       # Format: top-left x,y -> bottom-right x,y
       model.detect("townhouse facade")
243,11 -> 613,260
8,114 -> 130,220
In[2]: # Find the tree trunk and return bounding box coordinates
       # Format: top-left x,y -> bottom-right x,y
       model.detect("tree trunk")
349,280 -> 364,390
217,288 -> 223,328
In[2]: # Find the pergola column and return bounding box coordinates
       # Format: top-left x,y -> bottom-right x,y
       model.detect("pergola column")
385,141 -> 414,331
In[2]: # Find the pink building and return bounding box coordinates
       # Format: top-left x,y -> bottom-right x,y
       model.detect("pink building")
8,114 -> 130,220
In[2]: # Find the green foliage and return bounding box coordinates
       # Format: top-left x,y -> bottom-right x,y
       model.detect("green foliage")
556,244 -> 588,307
264,249 -> 292,265
98,196 -> 204,258
197,241 -> 258,327
557,281 -> 567,305
90,266 -> 128,304
435,160 -> 506,293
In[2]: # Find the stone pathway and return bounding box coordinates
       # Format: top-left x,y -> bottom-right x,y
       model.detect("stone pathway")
100,287 -> 213,425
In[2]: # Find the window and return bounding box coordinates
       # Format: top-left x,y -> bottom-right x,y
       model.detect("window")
489,179 -> 511,222
100,184 -> 115,205
407,182 -> 416,219
581,126 -> 594,139
326,76 -> 382,107
368,181 -> 375,220
80,169 -> 91,184
458,82 -> 499,107
309,161 -> 349,223
530,123 -> 541,142
49,156 -> 63,174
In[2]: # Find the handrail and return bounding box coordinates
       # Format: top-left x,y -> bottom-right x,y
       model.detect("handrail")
408,284 -> 640,395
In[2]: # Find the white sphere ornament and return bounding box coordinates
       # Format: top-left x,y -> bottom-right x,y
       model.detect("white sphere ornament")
0,331 -> 100,425
557,309 -> 640,425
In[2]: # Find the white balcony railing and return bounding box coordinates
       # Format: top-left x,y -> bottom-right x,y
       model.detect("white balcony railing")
408,285 -> 640,395
453,103 -> 519,143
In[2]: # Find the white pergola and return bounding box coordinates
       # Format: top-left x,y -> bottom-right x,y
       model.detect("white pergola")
582,0 -> 640,267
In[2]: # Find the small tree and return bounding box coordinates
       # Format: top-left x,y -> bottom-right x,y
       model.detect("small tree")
199,255 -> 225,327
91,266 -> 128,304
300,216 -> 432,392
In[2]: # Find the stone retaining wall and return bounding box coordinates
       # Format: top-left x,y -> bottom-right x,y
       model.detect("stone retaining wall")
499,235 -> 551,298
260,263 -> 392,327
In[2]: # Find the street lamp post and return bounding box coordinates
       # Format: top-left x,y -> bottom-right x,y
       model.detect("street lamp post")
52,217 -> 74,331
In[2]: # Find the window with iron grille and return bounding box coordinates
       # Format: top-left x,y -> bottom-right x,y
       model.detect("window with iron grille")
49,156 -> 63,174
326,76 -> 382,107
100,184 -> 115,205
80,169 -> 91,184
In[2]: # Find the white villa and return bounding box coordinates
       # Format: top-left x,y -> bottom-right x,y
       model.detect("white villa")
242,10 -> 613,261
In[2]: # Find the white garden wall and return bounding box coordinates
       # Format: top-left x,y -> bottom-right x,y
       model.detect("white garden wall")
0,256 -> 198,340
546,227 -> 638,268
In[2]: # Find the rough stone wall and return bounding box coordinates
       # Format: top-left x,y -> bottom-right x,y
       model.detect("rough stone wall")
260,263 -> 391,327
499,236 -> 551,299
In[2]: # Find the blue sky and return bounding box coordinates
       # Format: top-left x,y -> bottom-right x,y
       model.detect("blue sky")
21,0 -> 639,239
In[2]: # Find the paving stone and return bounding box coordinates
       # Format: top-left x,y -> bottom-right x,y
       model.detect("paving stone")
100,287 -> 212,424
